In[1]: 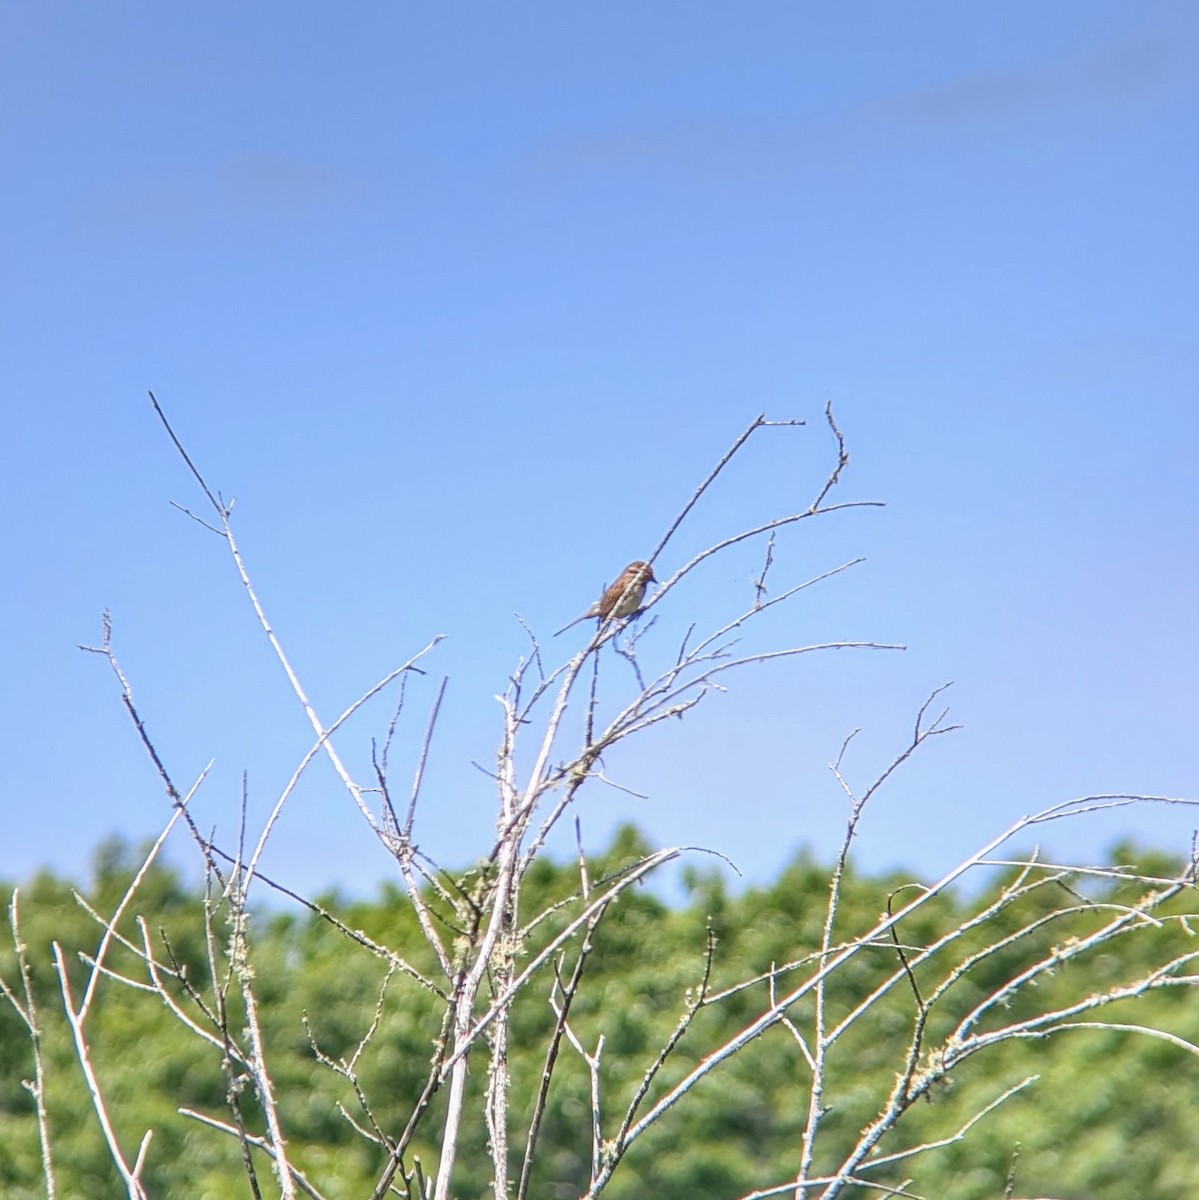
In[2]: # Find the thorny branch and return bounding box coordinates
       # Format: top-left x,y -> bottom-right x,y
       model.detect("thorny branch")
38,395 -> 1194,1200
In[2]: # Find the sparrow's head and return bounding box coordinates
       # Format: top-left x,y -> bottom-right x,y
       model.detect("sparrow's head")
625,560 -> 656,584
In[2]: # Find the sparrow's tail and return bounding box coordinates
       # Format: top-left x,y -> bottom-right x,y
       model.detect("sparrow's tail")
553,612 -> 592,637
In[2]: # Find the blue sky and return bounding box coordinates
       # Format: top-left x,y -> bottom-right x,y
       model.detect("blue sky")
3,2 -> 1197,900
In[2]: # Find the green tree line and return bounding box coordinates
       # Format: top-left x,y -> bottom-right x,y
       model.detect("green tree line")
3,827 -> 1197,1200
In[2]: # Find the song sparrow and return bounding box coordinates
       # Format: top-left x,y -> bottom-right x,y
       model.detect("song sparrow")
554,560 -> 657,635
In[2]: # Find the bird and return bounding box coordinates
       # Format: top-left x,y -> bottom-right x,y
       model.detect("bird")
554,560 -> 657,636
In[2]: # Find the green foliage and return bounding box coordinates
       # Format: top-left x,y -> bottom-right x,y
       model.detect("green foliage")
1,831 -> 1197,1199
